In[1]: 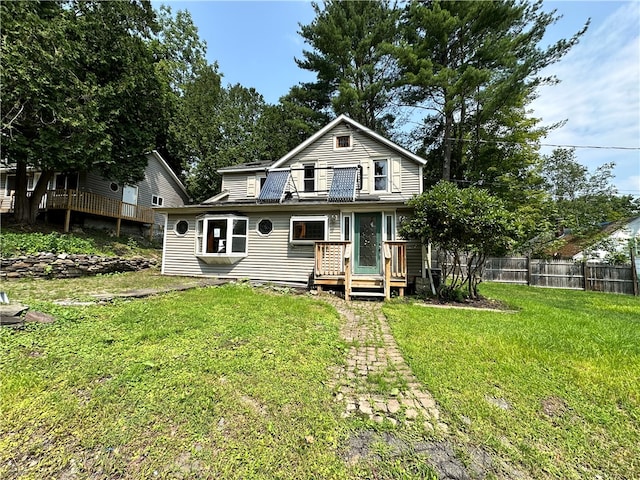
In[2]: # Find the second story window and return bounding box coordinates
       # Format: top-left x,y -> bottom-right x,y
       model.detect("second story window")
374,160 -> 388,191
303,164 -> 315,192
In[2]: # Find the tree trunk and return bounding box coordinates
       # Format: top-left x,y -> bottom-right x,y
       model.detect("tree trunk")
13,160 -> 54,225
442,100 -> 453,182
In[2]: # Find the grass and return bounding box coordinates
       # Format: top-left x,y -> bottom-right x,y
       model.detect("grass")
383,283 -> 640,479
0,284 -> 351,479
2,268 -> 206,303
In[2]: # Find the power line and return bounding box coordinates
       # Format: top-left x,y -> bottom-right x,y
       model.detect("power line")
416,134 -> 640,151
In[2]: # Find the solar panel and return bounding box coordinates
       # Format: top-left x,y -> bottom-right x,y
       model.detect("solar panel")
328,166 -> 358,202
258,170 -> 290,203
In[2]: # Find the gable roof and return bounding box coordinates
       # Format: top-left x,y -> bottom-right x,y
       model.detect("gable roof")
148,150 -> 189,198
547,216 -> 640,258
270,114 -> 427,169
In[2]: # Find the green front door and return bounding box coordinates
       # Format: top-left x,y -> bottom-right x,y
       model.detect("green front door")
354,212 -> 382,275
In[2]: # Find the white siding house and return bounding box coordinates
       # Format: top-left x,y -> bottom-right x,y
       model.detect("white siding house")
158,115 -> 427,299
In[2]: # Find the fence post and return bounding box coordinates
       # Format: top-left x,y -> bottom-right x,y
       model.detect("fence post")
526,255 -> 532,286
583,262 -> 589,292
631,246 -> 639,297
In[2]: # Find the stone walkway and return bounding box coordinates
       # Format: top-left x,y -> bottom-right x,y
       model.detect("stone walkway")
321,294 -> 526,480
324,296 -> 449,433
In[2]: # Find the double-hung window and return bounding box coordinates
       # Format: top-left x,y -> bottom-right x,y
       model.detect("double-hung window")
195,215 -> 248,264
303,164 -> 315,192
374,160 -> 388,192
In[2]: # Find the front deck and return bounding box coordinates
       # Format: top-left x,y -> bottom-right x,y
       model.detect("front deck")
314,241 -> 407,300
2,189 -> 154,237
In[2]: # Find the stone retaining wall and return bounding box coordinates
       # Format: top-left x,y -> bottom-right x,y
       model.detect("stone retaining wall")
1,254 -> 157,280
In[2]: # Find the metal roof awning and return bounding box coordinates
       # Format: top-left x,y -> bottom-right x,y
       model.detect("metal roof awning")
328,166 -> 359,202
257,169 -> 291,203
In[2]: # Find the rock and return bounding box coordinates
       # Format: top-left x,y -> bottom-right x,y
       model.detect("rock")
24,311 -> 55,324
405,408 -> 418,420
486,396 -> 511,410
387,399 -> 401,414
0,303 -> 29,319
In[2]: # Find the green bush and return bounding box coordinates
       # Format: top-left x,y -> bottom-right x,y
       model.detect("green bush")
0,232 -> 99,257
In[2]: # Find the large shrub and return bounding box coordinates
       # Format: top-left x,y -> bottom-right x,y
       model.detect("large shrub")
400,181 -> 518,299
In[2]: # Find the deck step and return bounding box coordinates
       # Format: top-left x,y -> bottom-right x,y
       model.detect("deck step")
349,291 -> 386,298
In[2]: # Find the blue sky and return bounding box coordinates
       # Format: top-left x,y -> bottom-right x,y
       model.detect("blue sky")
161,1 -> 639,196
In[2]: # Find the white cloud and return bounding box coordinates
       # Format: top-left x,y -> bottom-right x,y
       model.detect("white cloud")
532,2 -> 640,195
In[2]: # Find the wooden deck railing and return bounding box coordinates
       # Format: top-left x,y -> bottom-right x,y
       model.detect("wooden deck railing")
314,241 -> 350,277
315,240 -> 407,300
46,189 -> 154,224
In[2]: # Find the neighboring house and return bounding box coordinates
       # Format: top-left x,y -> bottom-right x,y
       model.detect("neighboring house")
0,151 -> 189,237
572,216 -> 640,262
157,115 -> 428,299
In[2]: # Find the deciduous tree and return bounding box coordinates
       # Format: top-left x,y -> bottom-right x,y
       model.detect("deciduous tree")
400,181 -> 518,300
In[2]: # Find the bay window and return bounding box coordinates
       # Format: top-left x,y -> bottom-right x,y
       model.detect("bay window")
196,215 -> 248,263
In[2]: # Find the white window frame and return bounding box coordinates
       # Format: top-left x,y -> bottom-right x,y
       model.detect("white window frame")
384,212 -> 396,241
290,215 -> 328,245
341,212 -> 353,242
333,134 -> 354,152
373,159 -> 389,192
151,195 -> 164,207
303,164 -> 316,193
174,219 -> 190,236
195,214 -> 249,264
256,218 -> 274,237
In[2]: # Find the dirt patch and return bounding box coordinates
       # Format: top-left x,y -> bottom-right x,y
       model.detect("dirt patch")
343,430 -> 493,480
541,396 -> 568,418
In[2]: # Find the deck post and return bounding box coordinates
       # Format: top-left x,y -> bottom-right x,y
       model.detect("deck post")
116,217 -> 122,238
344,245 -> 352,302
64,189 -> 73,233
384,244 -> 391,300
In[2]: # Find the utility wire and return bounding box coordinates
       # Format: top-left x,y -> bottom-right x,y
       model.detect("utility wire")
419,135 -> 640,151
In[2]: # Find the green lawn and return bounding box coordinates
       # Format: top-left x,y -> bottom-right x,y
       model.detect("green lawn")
1,285 -> 350,479
3,268 -> 206,303
384,284 -> 640,479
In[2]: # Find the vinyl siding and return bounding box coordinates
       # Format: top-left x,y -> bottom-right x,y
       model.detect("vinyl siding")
162,210 -> 342,283
226,123 -> 423,203
223,173 -> 253,202
81,153 -> 188,226
281,123 -> 422,201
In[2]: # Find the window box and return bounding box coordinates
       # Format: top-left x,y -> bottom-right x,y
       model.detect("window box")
290,216 -> 328,245
196,215 -> 248,264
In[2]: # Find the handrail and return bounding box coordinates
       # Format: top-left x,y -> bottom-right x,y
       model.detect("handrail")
45,189 -> 154,224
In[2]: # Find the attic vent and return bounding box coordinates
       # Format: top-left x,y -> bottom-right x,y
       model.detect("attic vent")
257,170 -> 291,203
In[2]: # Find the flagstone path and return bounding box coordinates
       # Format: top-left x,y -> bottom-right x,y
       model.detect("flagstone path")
321,294 -> 526,480
324,296 -> 449,433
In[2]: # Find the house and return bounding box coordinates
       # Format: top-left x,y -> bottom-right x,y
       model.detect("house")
0,151 -> 189,237
571,216 -> 640,262
157,115 -> 428,299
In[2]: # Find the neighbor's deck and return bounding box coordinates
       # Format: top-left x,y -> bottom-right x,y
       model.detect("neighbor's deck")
2,189 -> 154,236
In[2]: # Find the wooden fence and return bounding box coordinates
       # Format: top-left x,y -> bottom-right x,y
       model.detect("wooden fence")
481,257 -> 639,296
